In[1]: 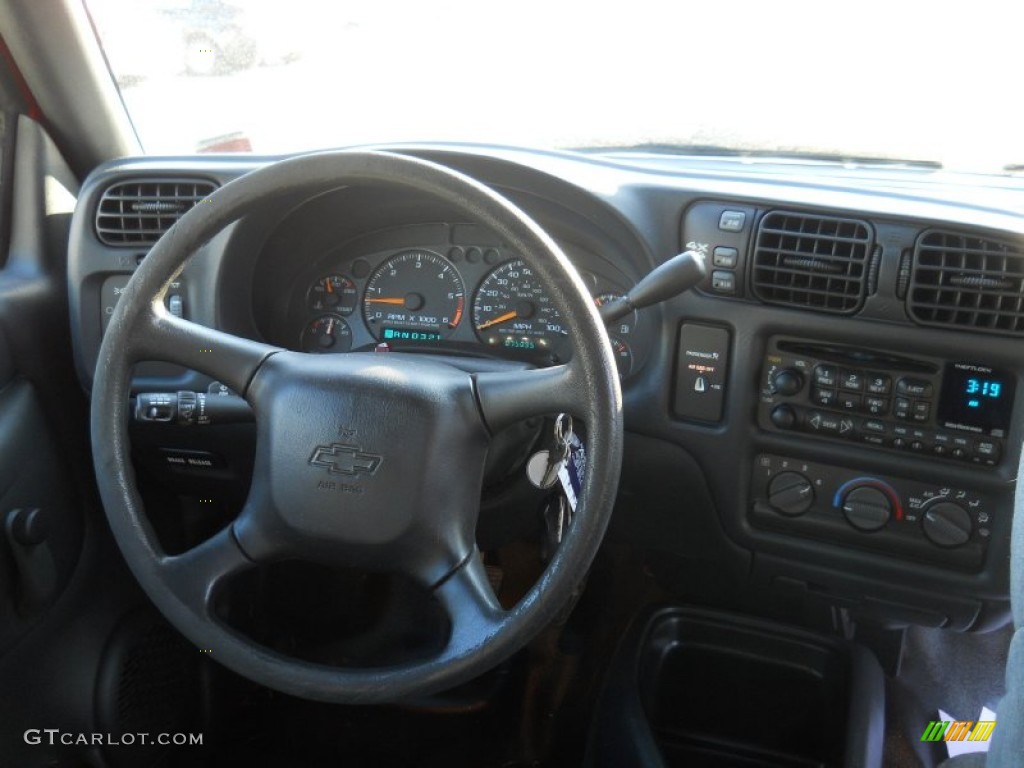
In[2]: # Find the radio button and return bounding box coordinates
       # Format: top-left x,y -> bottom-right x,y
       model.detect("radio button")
911,401 -> 931,421
861,419 -> 887,434
771,368 -> 804,396
866,374 -> 892,395
811,388 -> 838,408
897,378 -> 933,398
806,411 -> 854,437
840,370 -> 864,391
814,365 -> 838,388
951,448 -> 968,460
770,404 -> 798,430
973,440 -> 1000,465
837,393 -> 861,412
933,444 -> 949,457
863,396 -> 889,415
975,439 -> 999,457
894,398 -> 912,419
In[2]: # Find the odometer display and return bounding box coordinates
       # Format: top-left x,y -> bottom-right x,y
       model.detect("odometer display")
473,259 -> 567,355
362,250 -> 466,340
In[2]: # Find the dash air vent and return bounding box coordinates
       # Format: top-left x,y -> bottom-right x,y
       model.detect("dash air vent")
752,210 -> 872,314
907,230 -> 1024,335
95,179 -> 218,246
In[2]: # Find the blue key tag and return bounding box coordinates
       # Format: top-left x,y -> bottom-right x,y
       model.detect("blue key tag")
557,430 -> 585,512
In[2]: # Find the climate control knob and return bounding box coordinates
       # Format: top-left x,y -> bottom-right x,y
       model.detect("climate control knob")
767,472 -> 814,517
922,501 -> 973,548
841,486 -> 892,532
772,369 -> 805,397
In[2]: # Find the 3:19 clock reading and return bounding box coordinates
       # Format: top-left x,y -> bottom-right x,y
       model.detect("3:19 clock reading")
966,378 -> 1002,399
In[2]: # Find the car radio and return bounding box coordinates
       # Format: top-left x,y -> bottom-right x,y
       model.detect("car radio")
757,338 -> 1016,468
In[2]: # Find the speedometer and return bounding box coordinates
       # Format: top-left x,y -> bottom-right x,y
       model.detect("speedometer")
473,259 -> 567,355
362,250 -> 466,341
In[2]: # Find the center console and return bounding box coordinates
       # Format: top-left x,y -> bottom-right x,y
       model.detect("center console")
750,337 -> 1017,574
587,607 -> 885,768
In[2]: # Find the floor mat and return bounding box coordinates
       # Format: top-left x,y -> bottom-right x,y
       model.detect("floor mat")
885,621 -> 1013,767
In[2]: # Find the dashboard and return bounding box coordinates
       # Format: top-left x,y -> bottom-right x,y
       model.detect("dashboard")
277,229 -> 644,376
67,145 -> 1024,634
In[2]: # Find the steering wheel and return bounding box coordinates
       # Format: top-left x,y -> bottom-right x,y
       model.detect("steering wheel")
91,150 -> 623,703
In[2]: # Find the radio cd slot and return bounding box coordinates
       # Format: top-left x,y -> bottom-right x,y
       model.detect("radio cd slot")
775,340 -> 938,375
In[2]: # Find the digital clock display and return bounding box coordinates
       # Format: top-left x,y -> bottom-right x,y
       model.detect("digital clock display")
938,363 -> 1015,434
965,377 -> 1002,404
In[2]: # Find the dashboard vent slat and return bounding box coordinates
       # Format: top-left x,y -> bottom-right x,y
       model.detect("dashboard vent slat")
907,230 -> 1024,335
95,179 -> 218,246
751,210 -> 872,314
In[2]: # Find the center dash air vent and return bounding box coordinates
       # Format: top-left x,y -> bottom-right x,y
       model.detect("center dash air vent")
751,210 -> 872,314
95,179 -> 218,246
907,230 -> 1024,335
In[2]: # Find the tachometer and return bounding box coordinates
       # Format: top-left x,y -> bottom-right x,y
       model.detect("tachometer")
362,250 -> 466,340
473,259 -> 567,354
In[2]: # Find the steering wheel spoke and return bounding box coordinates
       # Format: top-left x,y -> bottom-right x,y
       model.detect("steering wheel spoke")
474,364 -> 580,432
159,525 -> 253,616
128,304 -> 279,395
432,552 -> 506,658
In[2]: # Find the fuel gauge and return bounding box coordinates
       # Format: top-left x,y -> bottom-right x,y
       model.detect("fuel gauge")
610,336 -> 633,378
302,314 -> 353,353
308,274 -> 358,315
594,293 -> 638,339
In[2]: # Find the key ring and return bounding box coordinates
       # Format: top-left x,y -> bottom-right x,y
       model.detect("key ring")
554,413 -> 573,444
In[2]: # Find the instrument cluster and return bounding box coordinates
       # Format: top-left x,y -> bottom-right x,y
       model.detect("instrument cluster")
288,241 -> 647,377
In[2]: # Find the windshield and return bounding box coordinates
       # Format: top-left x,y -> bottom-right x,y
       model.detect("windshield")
85,0 -> 1017,173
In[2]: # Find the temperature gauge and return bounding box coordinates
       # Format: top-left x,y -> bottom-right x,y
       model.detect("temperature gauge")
301,314 -> 353,353
308,274 -> 358,315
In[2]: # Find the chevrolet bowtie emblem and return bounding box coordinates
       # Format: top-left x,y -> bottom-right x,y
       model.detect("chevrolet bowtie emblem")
309,443 -> 383,476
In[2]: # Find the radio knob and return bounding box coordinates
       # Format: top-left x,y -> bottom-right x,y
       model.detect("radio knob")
767,471 -> 814,517
922,501 -> 973,548
772,369 -> 805,397
770,404 -> 798,430
841,486 -> 892,532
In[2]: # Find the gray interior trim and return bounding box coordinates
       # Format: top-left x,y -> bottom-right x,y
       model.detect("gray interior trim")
0,0 -> 140,174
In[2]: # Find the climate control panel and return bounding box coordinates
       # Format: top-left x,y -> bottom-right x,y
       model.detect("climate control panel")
758,338 -> 1015,468
750,454 -> 993,570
